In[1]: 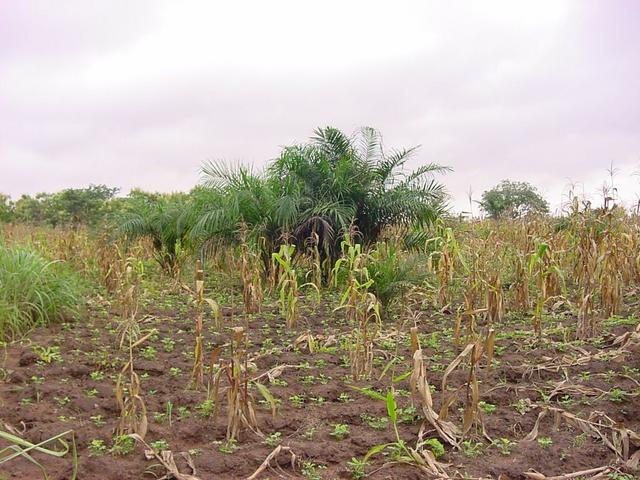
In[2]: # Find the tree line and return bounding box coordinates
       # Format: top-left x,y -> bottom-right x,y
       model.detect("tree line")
1,127 -> 551,265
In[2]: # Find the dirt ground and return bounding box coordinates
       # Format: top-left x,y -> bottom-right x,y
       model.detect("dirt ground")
1,292 -> 639,479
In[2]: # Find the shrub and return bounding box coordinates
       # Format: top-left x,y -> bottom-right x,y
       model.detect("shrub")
367,241 -> 426,314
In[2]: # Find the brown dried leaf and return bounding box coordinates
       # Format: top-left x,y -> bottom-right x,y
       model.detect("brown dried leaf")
441,343 -> 474,394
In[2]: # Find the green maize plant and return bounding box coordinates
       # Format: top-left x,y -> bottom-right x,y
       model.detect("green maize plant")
348,291 -> 381,380
427,221 -> 465,309
349,385 -> 450,477
528,240 -> 562,338
304,232 -> 323,302
272,244 -> 299,329
332,234 -> 370,322
333,235 -> 381,379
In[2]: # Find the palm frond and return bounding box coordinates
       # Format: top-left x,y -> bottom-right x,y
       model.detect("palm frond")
357,126 -> 383,165
201,160 -> 256,190
311,127 -> 353,163
375,146 -> 420,186
400,163 -> 452,188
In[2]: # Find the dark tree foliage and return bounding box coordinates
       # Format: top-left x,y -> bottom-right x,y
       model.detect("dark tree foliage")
8,185 -> 118,226
479,180 -> 549,219
50,185 -> 119,226
0,194 -> 12,223
117,191 -> 192,273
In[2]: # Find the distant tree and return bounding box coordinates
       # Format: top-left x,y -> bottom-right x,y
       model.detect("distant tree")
13,194 -> 45,223
50,185 -> 119,226
11,186 -> 118,226
479,180 -> 549,219
0,194 -> 13,222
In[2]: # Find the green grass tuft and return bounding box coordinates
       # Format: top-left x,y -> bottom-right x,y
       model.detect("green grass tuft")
0,243 -> 82,340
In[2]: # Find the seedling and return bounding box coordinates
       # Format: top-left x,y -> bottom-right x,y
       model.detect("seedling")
88,439 -> 107,456
338,393 -> 352,403
301,375 -> 316,385
573,432 -> 587,448
301,461 -> 326,480
263,432 -> 282,447
329,423 -> 350,440
302,426 -> 317,440
140,345 -> 157,360
85,388 -> 98,398
90,415 -> 106,427
514,398 -> 531,415
153,412 -> 167,424
537,437 -> 553,448
608,474 -> 634,480
361,413 -> 388,430
111,434 -> 135,456
218,439 -> 238,454
558,395 -> 574,407
150,439 -> 169,452
161,338 -> 175,352
609,388 -> 627,403
492,438 -> 515,456
289,394 -> 305,408
55,396 -> 70,407
196,399 -> 215,418
461,440 -> 483,457
421,438 -> 445,459
398,406 -> 420,424
32,345 -> 62,364
478,401 -> 496,414
347,457 -> 368,479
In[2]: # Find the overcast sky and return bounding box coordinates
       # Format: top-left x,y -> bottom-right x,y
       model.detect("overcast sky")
1,1 -> 639,213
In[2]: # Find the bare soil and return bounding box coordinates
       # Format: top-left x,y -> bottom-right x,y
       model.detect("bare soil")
1,293 -> 639,479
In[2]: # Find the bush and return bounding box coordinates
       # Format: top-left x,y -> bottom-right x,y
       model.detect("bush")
367,242 -> 426,314
0,243 -> 82,340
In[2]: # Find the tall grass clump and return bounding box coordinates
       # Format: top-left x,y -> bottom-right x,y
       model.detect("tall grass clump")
0,243 -> 82,340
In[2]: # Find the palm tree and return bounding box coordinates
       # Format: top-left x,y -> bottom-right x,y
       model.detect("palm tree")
269,126 -> 450,253
118,195 -> 191,274
190,162 -> 294,269
193,126 -> 450,269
